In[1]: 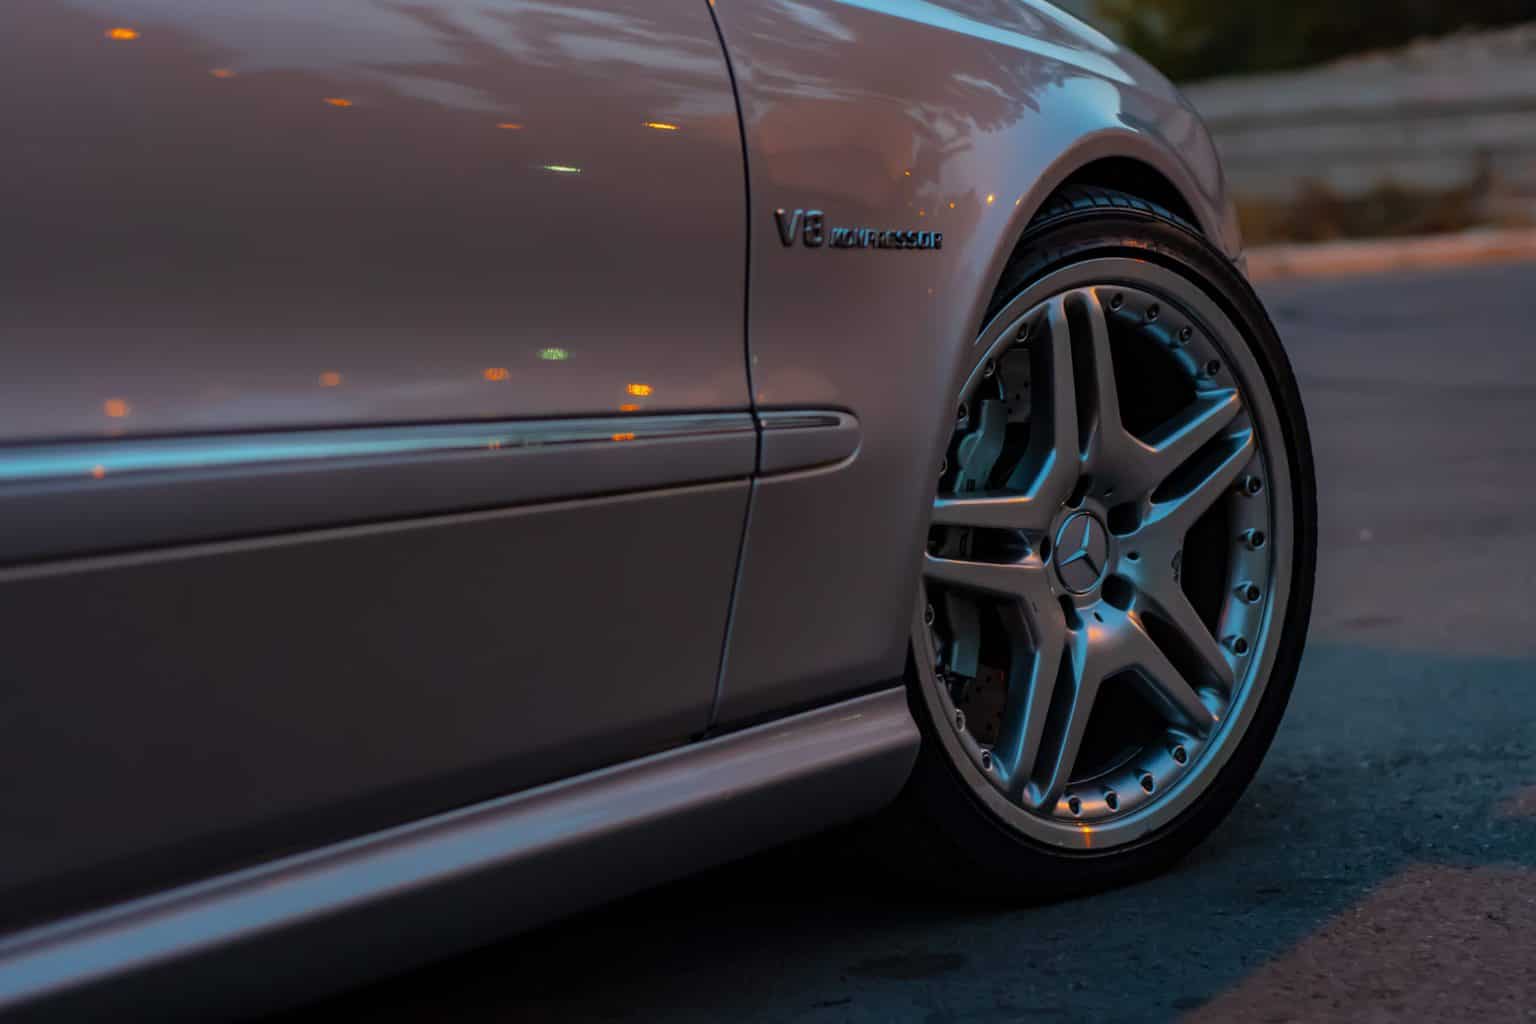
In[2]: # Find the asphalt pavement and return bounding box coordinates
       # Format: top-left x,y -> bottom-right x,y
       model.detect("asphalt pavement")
282,261 -> 1536,1023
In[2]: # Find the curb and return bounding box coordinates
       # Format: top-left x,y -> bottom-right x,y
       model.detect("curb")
1245,228 -> 1536,283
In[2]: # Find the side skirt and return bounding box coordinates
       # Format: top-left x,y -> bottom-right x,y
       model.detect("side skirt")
0,689 -> 918,1020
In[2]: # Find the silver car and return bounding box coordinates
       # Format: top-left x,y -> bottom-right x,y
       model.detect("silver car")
0,0 -> 1316,1017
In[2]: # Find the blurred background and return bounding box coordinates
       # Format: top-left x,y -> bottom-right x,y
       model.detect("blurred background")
1060,0 -> 1536,244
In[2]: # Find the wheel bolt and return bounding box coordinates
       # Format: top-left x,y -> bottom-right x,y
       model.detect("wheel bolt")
1109,293 -> 1124,311
924,604 -> 936,627
1237,582 -> 1263,603
956,402 -> 969,423
983,359 -> 996,378
939,457 -> 948,477
1225,635 -> 1251,656
1170,743 -> 1188,765
1242,529 -> 1267,550
1204,359 -> 1222,377
1067,795 -> 1082,816
1146,304 -> 1160,322
1017,322 -> 1031,341
1240,476 -> 1264,497
1104,789 -> 1119,811
1178,326 -> 1193,344
1139,772 -> 1156,793
980,749 -> 993,772
954,709 -> 966,732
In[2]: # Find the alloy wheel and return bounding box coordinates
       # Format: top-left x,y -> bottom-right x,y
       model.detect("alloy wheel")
914,258 -> 1293,851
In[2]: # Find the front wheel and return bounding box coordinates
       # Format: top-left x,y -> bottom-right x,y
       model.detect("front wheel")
891,187 -> 1316,894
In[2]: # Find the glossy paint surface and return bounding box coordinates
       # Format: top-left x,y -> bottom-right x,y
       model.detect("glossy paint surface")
0,479 -> 749,933
0,0 -> 749,442
711,0 -> 1236,724
0,0 -> 761,940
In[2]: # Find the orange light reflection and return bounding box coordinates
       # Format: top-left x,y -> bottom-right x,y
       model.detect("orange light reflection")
483,367 -> 510,382
103,398 -> 130,418
324,97 -> 354,108
105,27 -> 139,40
625,383 -> 653,397
319,371 -> 342,388
611,432 -> 636,442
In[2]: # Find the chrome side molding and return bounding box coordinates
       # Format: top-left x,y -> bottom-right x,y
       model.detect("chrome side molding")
758,410 -> 861,474
0,409 -> 860,565
0,414 -> 757,565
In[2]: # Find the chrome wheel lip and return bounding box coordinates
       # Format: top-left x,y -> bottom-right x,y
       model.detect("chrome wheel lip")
914,257 -> 1294,852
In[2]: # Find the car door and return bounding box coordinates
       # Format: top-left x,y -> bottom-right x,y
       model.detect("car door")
0,0 -> 750,932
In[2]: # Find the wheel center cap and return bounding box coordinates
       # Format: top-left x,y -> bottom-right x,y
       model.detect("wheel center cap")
1053,511 -> 1111,594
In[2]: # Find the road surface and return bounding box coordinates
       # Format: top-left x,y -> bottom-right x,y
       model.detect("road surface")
281,261 -> 1536,1023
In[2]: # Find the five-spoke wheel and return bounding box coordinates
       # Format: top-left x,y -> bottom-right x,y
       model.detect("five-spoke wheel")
915,250 -> 1296,852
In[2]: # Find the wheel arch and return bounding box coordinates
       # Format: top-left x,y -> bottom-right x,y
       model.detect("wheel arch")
1048,157 -> 1201,230
1003,129 -> 1239,270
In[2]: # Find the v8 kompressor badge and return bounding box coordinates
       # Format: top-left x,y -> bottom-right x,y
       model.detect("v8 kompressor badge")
774,208 -> 943,251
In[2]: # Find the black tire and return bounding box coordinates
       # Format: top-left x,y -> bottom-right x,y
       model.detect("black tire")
882,185 -> 1318,898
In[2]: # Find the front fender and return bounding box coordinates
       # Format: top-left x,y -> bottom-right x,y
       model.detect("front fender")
708,0 -> 1241,726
